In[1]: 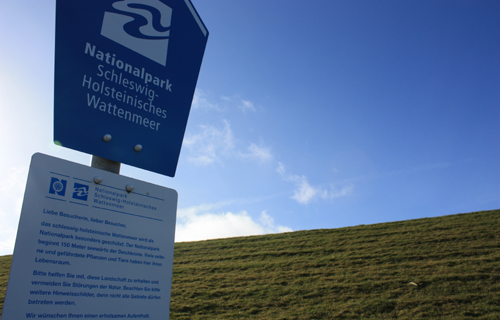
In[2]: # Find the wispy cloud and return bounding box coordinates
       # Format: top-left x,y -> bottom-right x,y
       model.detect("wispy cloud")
221,94 -> 256,113
277,162 -> 353,204
239,99 -> 256,113
176,202 -> 292,242
186,89 -> 270,166
187,89 -> 350,206
259,210 -> 292,233
183,119 -> 275,166
239,143 -> 273,163
291,175 -> 321,204
192,89 -> 223,112
191,90 -> 257,114
183,120 -> 234,165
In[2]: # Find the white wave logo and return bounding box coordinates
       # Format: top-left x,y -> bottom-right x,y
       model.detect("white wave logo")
101,0 -> 172,66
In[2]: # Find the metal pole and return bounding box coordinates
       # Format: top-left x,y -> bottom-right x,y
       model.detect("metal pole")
91,155 -> 121,174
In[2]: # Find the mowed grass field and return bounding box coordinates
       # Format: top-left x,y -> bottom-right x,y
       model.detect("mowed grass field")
1,209 -> 499,319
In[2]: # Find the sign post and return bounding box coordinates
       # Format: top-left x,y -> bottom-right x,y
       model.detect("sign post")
2,1 -> 208,319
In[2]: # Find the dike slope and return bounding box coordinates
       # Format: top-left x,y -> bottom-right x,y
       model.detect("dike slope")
1,209 -> 499,319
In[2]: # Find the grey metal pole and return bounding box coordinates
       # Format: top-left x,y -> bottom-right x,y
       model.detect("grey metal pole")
91,155 -> 121,174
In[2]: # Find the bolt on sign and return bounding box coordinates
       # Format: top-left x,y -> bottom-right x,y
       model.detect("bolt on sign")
54,0 -> 209,177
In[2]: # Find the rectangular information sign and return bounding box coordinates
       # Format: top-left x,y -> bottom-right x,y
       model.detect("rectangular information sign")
2,153 -> 177,319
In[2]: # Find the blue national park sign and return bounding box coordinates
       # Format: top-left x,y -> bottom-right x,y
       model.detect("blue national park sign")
54,0 -> 208,177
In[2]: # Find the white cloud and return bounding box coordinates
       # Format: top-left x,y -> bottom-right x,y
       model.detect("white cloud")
276,162 -> 286,176
192,91 -> 256,114
183,120 -> 273,166
183,120 -> 234,165
239,99 -> 256,113
259,210 -> 291,233
277,162 -> 353,205
221,94 -> 256,113
187,90 -> 347,206
327,185 -> 354,198
177,201 -> 232,220
292,176 -> 319,204
192,89 -> 223,112
186,90 -> 271,166
176,204 -> 292,242
239,143 -> 273,163
0,165 -> 29,255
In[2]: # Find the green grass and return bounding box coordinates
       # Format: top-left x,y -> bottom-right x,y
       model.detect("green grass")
1,209 -> 499,319
0,255 -> 11,313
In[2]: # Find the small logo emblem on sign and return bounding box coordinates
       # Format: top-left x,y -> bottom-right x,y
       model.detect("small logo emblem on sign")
72,183 -> 89,201
101,0 -> 172,66
49,178 -> 67,196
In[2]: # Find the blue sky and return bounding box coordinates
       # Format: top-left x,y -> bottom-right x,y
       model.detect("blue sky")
0,0 -> 499,255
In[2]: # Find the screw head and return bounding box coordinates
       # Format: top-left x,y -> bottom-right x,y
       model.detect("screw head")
126,184 -> 134,193
134,144 -> 143,152
94,176 -> 103,184
103,134 -> 112,142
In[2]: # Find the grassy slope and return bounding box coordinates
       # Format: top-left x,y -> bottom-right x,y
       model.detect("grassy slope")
1,209 -> 499,319
0,255 -> 10,314
170,210 -> 500,319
